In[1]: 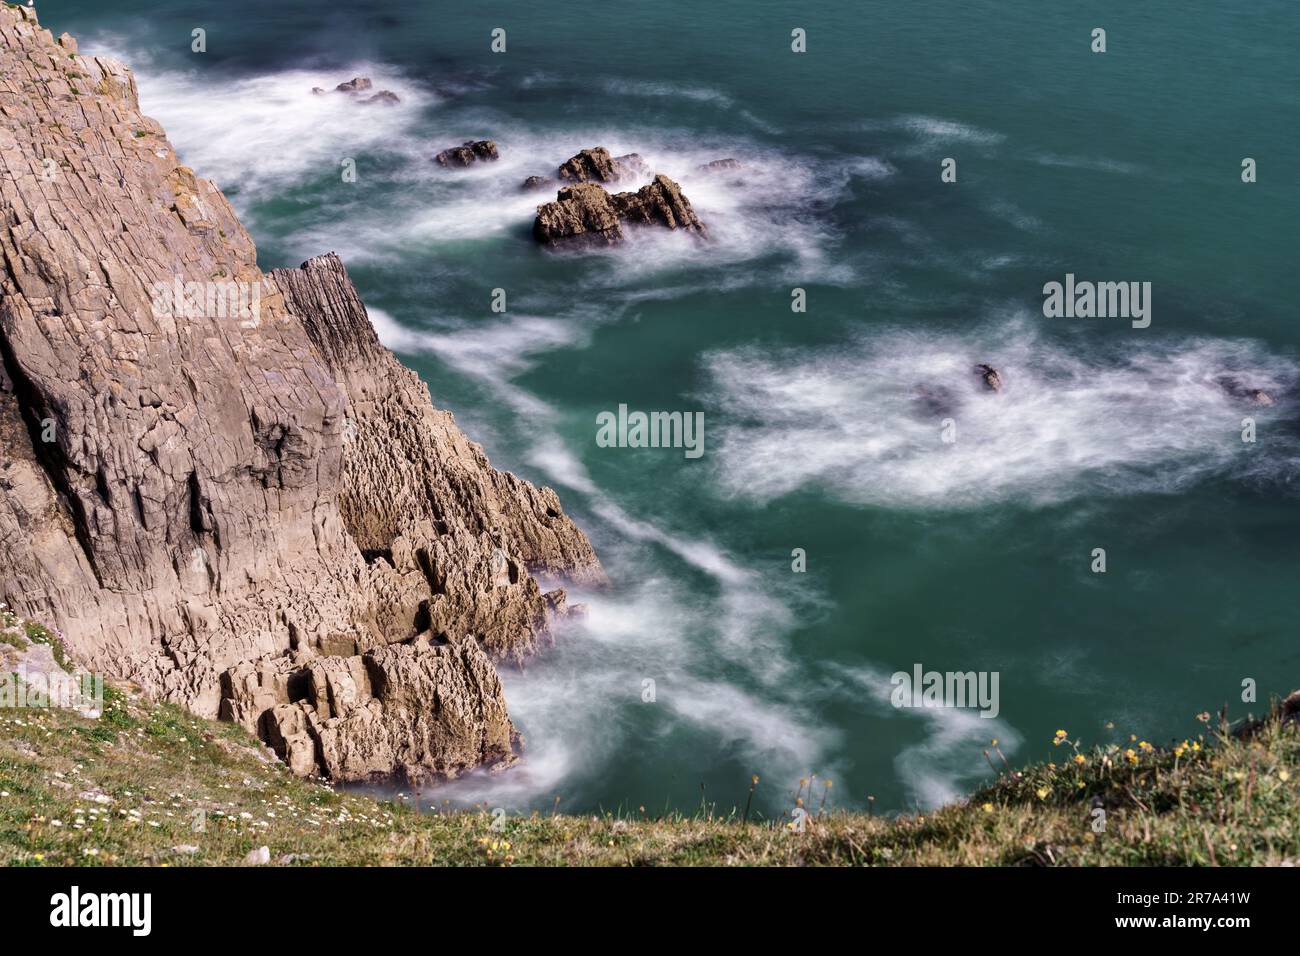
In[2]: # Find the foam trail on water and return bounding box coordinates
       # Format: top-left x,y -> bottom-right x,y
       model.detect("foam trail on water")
83,37 -> 433,202
364,307 -> 831,807
830,664 -> 1024,810
705,315 -> 1300,509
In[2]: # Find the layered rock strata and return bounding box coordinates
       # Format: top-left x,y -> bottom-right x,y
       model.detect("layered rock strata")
0,6 -> 602,781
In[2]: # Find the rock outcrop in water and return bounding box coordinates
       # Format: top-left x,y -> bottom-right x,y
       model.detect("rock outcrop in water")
435,140 -> 499,167
556,147 -> 622,184
1216,375 -> 1274,407
0,6 -> 602,781
533,174 -> 707,246
974,364 -> 1003,392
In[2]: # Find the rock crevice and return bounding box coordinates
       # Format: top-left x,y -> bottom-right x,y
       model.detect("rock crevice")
0,5 -> 601,781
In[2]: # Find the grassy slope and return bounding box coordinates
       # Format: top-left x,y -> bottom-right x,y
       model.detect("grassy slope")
2,613 -> 1297,866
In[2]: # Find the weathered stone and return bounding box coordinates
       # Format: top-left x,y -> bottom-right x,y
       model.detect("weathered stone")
557,147 -> 623,183
434,140 -> 499,167
363,90 -> 401,106
974,364 -> 1003,392
610,174 -> 707,234
335,76 -> 373,93
521,175 -> 551,191
0,6 -> 602,782
533,183 -> 625,245
534,174 -> 706,246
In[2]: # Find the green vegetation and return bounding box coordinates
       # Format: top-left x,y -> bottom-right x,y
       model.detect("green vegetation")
1,612 -> 1296,866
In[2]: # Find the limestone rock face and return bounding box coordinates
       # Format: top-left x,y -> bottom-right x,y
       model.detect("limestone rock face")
435,140 -> 499,167
0,5 -> 601,781
222,641 -> 516,781
534,174 -> 706,246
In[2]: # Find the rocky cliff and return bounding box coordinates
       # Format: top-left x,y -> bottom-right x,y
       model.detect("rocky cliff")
0,6 -> 602,781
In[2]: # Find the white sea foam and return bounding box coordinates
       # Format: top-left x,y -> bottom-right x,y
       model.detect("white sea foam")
705,315 -> 1299,509
830,664 -> 1024,809
83,38 -> 433,201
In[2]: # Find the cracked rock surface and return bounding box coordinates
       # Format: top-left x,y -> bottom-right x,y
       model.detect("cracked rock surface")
0,6 -> 602,780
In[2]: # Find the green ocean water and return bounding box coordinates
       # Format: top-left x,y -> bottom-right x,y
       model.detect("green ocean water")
47,0 -> 1300,814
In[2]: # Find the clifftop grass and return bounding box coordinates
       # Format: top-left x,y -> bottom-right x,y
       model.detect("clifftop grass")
1,660 -> 1296,866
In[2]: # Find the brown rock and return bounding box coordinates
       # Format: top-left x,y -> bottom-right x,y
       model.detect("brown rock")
521,175 -> 551,191
335,76 -> 373,93
533,174 -> 706,246
533,183 -> 625,246
611,174 -> 708,234
557,146 -> 623,183
434,140 -> 499,167
363,90 -> 401,106
0,6 -> 602,782
974,364 -> 1003,392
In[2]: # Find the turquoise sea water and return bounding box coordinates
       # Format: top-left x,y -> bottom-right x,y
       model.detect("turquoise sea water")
46,0 -> 1300,815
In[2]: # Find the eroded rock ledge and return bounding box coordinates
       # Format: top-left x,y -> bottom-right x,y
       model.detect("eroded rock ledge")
0,5 -> 602,782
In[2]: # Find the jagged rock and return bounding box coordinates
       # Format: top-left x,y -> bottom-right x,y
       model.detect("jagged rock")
533,183 -> 625,245
363,90 -> 401,106
698,158 -> 741,173
557,147 -> 623,183
435,140 -> 499,167
521,175 -> 551,191
533,174 -> 706,246
0,6 -> 602,783
974,364 -> 1003,392
335,77 -> 373,93
1216,375 -> 1274,406
612,174 -> 707,233
228,641 -> 517,781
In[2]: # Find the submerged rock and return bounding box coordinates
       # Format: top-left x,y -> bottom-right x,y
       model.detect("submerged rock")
612,152 -> 650,181
435,139 -> 499,167
533,174 -> 707,246
914,384 -> 959,418
335,76 -> 373,93
974,363 -> 1003,392
698,157 -> 742,173
521,174 -> 551,191
1216,375 -> 1274,406
363,90 -> 401,106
